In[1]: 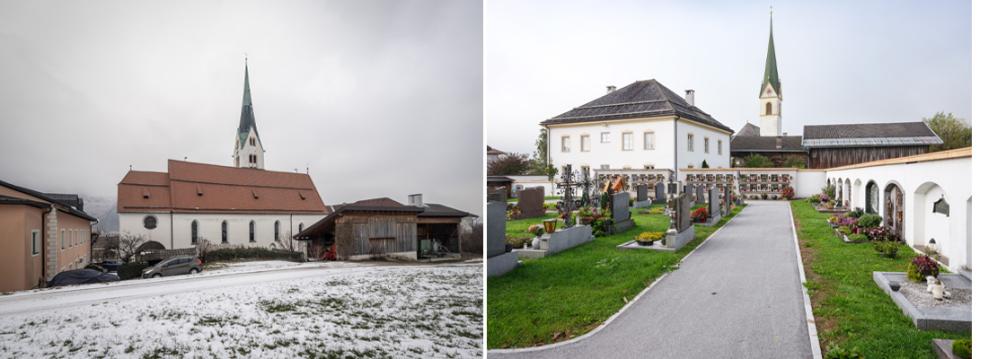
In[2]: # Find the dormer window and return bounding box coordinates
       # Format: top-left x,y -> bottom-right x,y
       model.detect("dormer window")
142,189 -> 150,199
251,190 -> 259,199
250,137 -> 256,147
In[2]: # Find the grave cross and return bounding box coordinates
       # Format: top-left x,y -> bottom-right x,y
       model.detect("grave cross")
556,164 -> 583,227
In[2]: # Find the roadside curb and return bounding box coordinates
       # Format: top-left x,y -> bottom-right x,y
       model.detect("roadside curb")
788,204 -> 825,359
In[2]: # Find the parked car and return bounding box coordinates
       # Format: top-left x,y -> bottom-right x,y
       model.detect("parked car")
141,256 -> 203,278
99,260 -> 122,272
47,269 -> 120,287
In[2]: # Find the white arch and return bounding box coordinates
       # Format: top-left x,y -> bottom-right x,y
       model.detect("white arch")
912,181 -> 950,250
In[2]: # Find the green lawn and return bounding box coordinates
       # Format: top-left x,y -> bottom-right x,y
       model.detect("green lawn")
790,200 -> 970,358
487,204 -> 745,348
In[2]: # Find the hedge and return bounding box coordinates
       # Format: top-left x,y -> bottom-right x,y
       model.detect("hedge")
203,247 -> 304,263
118,261 -> 148,280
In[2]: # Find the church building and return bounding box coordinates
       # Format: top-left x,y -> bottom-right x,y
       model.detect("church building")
117,61 -> 328,251
542,79 -> 733,194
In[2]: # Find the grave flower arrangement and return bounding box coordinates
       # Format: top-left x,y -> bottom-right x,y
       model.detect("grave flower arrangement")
635,232 -> 664,246
865,226 -> 896,242
690,206 -> 709,223
907,255 -> 940,282
527,224 -> 545,237
781,186 -> 795,200
856,214 -> 882,228
872,240 -> 900,258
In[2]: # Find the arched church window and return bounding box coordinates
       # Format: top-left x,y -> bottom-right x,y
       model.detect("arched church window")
274,220 -> 281,242
191,220 -> 199,244
766,102 -> 773,115
249,221 -> 256,242
250,137 -> 256,146
298,223 -> 304,233
222,221 -> 229,243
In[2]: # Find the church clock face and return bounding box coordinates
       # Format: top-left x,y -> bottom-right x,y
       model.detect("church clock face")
143,215 -> 158,230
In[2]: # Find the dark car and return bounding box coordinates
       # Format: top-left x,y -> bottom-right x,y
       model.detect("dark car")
141,256 -> 203,278
99,260 -> 122,272
47,268 -> 120,287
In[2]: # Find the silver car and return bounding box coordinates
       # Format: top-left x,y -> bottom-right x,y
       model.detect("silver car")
141,256 -> 203,278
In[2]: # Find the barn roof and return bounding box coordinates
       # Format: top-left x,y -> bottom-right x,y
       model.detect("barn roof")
803,122 -> 942,148
541,79 -> 733,134
731,135 -> 805,153
0,179 -> 97,221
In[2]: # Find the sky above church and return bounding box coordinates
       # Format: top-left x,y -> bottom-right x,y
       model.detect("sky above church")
486,0 -> 972,155
0,1 -> 483,217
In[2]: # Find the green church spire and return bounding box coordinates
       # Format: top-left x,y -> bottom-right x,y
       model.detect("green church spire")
237,56 -> 258,148
762,9 -> 781,97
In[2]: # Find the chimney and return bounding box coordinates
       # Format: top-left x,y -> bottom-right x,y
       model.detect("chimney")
408,193 -> 424,207
606,85 -> 616,93
685,89 -> 695,106
775,136 -> 783,149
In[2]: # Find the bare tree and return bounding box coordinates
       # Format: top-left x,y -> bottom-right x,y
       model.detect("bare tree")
117,234 -> 145,263
195,238 -> 213,261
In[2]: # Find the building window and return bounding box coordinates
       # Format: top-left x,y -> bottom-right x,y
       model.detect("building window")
687,134 -> 694,152
143,215 -> 157,230
622,132 -> 633,151
249,221 -> 256,242
561,136 -> 571,152
766,102 -> 773,115
298,223 -> 305,233
31,230 -> 40,256
580,135 -> 590,152
191,220 -> 199,244
704,137 -> 710,153
250,137 -> 256,146
61,230 -> 65,249
274,221 -> 281,242
644,132 -> 655,150
644,164 -> 655,169
222,221 -> 229,243
718,140 -> 723,155
600,132 -> 611,143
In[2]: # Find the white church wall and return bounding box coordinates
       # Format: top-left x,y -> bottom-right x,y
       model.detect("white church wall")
119,213 -> 325,250
794,170 -> 826,198
234,129 -> 265,169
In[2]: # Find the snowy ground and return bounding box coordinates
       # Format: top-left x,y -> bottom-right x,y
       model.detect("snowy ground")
0,263 -> 483,358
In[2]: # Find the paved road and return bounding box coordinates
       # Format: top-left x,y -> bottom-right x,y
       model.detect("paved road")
491,201 -> 813,359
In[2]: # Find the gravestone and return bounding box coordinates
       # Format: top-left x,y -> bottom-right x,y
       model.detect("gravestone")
723,187 -> 733,213
612,192 -> 635,233
704,187 -> 721,225
633,183 -> 652,208
669,182 -> 678,196
664,194 -> 695,250
696,185 -> 706,205
654,182 -> 666,204
487,201 -> 518,277
514,187 -> 545,219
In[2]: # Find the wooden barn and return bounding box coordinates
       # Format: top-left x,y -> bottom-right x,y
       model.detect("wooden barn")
802,122 -> 943,169
730,123 -> 808,167
295,196 -> 472,261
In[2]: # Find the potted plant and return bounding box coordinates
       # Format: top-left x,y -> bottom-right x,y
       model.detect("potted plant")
635,232 -> 663,246
907,255 -> 940,282
543,219 -> 557,233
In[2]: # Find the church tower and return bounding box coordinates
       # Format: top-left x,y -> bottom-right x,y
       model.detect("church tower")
759,10 -> 783,137
233,58 -> 265,169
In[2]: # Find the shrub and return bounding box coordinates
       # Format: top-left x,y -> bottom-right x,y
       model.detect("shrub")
691,207 -> 709,222
781,186 -> 795,200
907,255 -> 940,282
506,236 -> 532,248
635,232 -> 663,242
592,218 -> 613,237
856,214 -> 882,228
527,224 -> 544,237
864,226 -> 896,242
809,194 -> 821,204
117,261 -> 148,280
953,339 -> 972,359
648,207 -> 664,215
848,233 -> 868,243
822,184 -> 836,199
847,208 -> 864,218
872,241 -> 900,258
204,247 -> 304,263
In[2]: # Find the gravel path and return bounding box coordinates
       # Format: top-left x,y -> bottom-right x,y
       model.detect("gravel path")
490,201 -> 814,359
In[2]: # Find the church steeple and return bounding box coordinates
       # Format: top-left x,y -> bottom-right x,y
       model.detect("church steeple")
759,8 -> 783,137
233,57 -> 265,168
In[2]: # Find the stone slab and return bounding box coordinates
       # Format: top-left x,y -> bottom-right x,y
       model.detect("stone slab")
487,201 -> 507,257
544,225 -> 595,254
633,200 -> 652,209
487,251 -> 518,277
617,239 -> 677,252
931,339 -> 961,359
663,225 -> 696,250
512,248 -> 546,259
613,218 -> 635,233
695,214 -> 721,227
873,272 -> 972,332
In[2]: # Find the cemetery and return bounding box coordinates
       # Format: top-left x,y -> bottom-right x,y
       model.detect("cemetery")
487,165 -> 746,349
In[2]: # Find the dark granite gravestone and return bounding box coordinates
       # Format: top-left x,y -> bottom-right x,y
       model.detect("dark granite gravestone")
514,187 -> 545,219
612,192 -> 635,232
487,201 -> 518,277
654,182 -> 666,204
663,194 -> 695,249
706,187 -> 721,225
696,185 -> 706,205
634,183 -> 651,208
669,182 -> 678,196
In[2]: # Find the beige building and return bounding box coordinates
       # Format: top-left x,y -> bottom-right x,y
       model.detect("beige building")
0,180 -> 96,292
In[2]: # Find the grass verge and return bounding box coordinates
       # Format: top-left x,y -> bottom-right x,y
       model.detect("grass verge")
790,200 -> 969,358
487,204 -> 744,349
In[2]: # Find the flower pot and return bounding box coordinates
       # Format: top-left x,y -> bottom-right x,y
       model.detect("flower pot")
635,240 -> 654,247
889,281 -> 901,292
543,220 -> 557,233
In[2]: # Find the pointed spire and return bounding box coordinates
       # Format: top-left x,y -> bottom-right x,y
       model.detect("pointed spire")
762,7 -> 782,97
237,56 -> 258,148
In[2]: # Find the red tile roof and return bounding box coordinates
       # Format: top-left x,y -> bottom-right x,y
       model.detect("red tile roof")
118,160 -> 327,214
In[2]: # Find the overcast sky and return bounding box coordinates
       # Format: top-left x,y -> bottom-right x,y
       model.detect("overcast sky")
0,0 -> 483,217
486,0 -> 972,155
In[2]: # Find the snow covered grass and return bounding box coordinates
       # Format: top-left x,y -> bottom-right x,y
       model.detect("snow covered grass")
200,259 -> 315,274
0,264 -> 483,358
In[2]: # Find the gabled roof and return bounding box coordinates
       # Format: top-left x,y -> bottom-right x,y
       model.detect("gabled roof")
0,179 -> 97,221
731,135 -> 805,153
418,203 -> 474,218
736,123 -> 762,137
486,146 -> 505,155
326,197 -> 424,215
117,160 -> 326,214
541,79 -> 733,134
802,122 -> 943,148
237,60 -> 260,150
